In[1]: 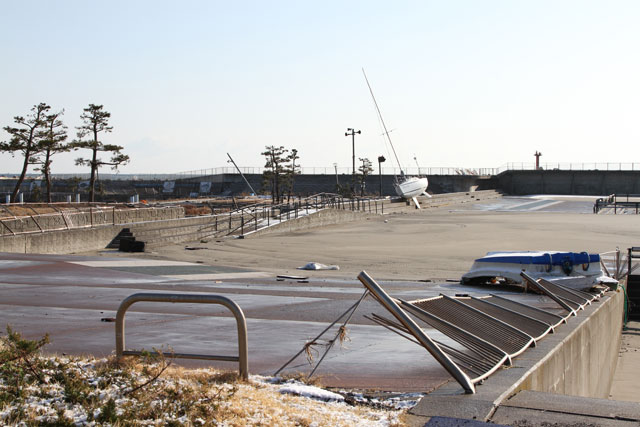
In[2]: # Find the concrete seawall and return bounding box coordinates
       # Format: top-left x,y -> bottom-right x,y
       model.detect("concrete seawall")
485,170 -> 640,195
409,289 -> 624,422
508,289 -> 623,398
0,206 -> 184,236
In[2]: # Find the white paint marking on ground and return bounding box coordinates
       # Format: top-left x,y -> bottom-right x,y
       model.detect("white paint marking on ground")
526,200 -> 563,211
69,260 -> 199,268
502,200 -> 548,210
162,272 -> 272,280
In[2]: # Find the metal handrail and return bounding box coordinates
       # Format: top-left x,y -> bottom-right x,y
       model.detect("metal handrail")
0,205 -> 179,236
115,293 -> 248,379
219,193 -> 383,237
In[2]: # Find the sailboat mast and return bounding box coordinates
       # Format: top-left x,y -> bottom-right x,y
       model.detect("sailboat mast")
362,69 -> 404,175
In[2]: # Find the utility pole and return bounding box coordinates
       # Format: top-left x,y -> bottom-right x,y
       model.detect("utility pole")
345,128 -> 361,177
227,153 -> 257,195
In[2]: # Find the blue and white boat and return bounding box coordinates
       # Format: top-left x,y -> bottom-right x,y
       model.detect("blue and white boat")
461,251 -> 616,290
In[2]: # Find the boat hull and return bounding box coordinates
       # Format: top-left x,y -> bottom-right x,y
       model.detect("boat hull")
394,177 -> 429,198
461,251 -> 615,290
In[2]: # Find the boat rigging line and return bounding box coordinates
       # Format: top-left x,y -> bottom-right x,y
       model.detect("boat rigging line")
362,68 -> 404,176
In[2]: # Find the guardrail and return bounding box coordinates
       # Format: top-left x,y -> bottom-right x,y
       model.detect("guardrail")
115,293 -> 249,380
593,194 -> 640,214
218,193 -> 384,237
9,162 -> 640,182
498,162 -> 640,173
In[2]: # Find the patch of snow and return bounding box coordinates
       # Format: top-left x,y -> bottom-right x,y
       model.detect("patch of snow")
279,382 -> 345,402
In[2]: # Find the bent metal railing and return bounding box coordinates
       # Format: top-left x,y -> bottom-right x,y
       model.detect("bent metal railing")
357,270 -> 608,394
357,271 -> 476,394
115,293 -> 248,380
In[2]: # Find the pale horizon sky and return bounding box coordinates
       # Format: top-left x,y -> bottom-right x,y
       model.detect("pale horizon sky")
1,1 -> 639,174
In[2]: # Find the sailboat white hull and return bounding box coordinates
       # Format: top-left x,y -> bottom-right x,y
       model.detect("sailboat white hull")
394,176 -> 429,198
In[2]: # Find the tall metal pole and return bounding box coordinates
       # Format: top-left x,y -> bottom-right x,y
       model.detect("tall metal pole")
345,128 -> 361,177
227,153 -> 257,195
378,155 -> 386,197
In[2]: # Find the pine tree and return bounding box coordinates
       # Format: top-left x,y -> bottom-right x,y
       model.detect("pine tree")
261,145 -> 289,204
0,103 -> 50,202
35,110 -> 69,203
358,157 -> 373,196
71,104 -> 129,202
284,148 -> 300,202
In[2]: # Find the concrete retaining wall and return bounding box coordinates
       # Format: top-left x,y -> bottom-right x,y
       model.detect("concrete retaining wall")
0,206 -> 183,236
0,207 -> 187,254
511,289 -> 623,397
493,170 -> 640,195
410,289 -> 624,422
0,225 -> 125,254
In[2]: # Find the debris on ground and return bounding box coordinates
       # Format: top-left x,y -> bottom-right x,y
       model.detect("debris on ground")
297,262 -> 340,271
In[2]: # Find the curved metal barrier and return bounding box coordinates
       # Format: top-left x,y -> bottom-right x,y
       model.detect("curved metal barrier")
115,293 -> 248,379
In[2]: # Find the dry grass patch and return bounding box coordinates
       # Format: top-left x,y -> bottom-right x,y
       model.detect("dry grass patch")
1,329 -> 403,426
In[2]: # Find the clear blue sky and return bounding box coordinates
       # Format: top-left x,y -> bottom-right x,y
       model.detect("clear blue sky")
1,1 -> 639,174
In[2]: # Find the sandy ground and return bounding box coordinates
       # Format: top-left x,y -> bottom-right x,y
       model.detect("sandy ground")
129,207 -> 639,282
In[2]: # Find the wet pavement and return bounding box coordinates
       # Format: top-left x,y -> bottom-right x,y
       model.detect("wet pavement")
0,251 -> 559,392
461,195 -> 598,214
467,195 -> 597,214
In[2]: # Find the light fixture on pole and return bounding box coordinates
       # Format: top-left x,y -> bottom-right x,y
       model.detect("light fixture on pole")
378,155 -> 386,197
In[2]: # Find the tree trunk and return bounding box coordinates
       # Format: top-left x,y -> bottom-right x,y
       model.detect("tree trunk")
89,131 -> 98,202
44,152 -> 52,203
11,153 -> 30,203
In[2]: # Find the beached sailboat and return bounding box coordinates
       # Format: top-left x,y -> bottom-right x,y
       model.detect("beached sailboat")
363,69 -> 429,207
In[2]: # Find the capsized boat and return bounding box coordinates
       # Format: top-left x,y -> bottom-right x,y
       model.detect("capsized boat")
461,251 -> 617,290
394,175 -> 429,199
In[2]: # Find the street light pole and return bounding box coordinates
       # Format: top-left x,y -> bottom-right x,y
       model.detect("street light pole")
345,128 -> 361,178
378,155 -> 386,197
